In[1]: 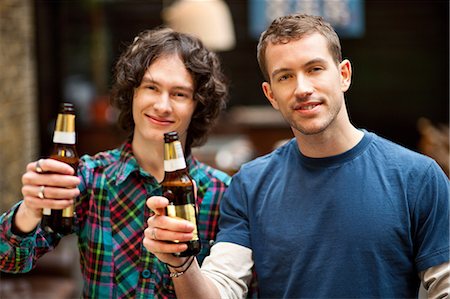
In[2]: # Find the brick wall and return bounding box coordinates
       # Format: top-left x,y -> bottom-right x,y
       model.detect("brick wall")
0,0 -> 38,212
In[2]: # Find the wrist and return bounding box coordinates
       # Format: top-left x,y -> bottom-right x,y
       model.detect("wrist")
22,202 -> 42,218
166,256 -> 196,278
14,203 -> 42,233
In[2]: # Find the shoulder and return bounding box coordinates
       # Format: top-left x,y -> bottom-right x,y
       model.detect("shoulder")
79,147 -> 123,172
239,138 -> 296,175
364,132 -> 448,194
77,144 -> 132,185
368,132 -> 438,171
189,157 -> 232,187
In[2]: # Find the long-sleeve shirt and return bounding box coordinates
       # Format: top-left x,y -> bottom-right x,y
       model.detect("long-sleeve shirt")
0,141 -> 231,298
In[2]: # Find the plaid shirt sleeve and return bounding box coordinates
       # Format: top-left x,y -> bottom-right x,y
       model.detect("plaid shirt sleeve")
0,202 -> 61,273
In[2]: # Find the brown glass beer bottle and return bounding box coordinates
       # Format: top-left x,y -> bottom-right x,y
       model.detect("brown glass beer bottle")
161,131 -> 201,257
41,102 -> 79,234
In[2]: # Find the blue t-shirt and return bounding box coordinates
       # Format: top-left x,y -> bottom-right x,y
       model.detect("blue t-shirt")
217,131 -> 449,298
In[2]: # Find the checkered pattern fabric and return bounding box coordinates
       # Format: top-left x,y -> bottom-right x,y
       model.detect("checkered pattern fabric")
0,141 -> 230,298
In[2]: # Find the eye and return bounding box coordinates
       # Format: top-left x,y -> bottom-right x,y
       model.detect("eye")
172,90 -> 193,101
309,66 -> 324,73
277,74 -> 292,82
175,92 -> 187,98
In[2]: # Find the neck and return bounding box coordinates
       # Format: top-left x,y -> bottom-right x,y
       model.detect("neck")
132,135 -> 165,182
293,108 -> 364,158
295,126 -> 363,158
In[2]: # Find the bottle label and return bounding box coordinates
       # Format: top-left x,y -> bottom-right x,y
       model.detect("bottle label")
166,203 -> 199,241
164,158 -> 187,172
42,206 -> 74,217
53,131 -> 76,144
62,205 -> 74,217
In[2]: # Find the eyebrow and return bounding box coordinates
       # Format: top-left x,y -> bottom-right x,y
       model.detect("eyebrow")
141,76 -> 194,93
270,57 -> 329,79
303,58 -> 328,68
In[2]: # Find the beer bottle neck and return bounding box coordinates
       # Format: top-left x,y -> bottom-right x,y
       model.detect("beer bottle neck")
53,113 -> 76,145
164,140 -> 187,172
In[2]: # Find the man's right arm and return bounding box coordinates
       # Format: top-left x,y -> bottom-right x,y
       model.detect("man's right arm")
0,159 -> 80,273
15,158 -> 80,233
0,202 -> 50,273
169,242 -> 253,299
144,196 -> 253,299
13,201 -> 43,234
200,242 -> 253,298
167,258 -> 222,299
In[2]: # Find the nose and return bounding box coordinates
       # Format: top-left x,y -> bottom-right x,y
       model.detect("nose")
294,75 -> 313,98
153,92 -> 172,113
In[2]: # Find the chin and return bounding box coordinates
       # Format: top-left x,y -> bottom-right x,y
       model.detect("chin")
295,124 -> 328,136
137,131 -> 165,143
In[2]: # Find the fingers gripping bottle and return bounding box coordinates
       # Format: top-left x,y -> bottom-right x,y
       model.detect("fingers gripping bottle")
161,131 -> 201,257
41,102 -> 79,234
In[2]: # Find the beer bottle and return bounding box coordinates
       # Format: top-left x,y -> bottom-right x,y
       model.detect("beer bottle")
41,102 -> 79,234
161,131 -> 201,257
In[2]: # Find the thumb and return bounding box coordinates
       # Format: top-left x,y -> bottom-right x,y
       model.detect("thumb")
147,196 -> 168,216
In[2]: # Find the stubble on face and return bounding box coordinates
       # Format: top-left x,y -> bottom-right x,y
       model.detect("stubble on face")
263,35 -> 348,139
288,94 -> 344,137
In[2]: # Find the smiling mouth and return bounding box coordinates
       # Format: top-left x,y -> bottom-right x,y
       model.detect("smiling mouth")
294,102 -> 321,111
299,104 -> 319,110
147,114 -> 174,125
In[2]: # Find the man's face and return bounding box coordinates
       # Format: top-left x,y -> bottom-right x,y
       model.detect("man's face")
132,54 -> 196,146
262,33 -> 351,137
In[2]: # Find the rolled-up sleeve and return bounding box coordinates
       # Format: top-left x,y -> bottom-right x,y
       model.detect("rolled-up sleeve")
201,242 -> 254,299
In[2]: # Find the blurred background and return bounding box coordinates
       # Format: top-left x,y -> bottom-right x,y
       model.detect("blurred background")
0,0 -> 448,298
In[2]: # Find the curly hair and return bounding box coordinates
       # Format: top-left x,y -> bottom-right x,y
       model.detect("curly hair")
257,14 -> 342,81
110,27 -> 228,154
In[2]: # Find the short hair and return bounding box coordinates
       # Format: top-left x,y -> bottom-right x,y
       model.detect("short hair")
111,27 -> 228,154
257,14 -> 342,81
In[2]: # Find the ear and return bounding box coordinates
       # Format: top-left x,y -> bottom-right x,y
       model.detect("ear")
339,59 -> 352,92
262,81 -> 279,110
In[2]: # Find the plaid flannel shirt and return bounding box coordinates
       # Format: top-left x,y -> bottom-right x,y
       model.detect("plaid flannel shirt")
0,141 -> 231,298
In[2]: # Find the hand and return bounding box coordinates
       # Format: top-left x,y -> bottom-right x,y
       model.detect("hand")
20,158 -> 80,219
143,196 -> 195,266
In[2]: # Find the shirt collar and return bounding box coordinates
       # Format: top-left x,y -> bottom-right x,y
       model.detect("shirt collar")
112,141 -> 144,185
112,141 -> 198,186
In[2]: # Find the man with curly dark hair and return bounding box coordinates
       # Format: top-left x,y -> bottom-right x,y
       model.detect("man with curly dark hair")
0,27 -> 231,298
111,27 -> 228,155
